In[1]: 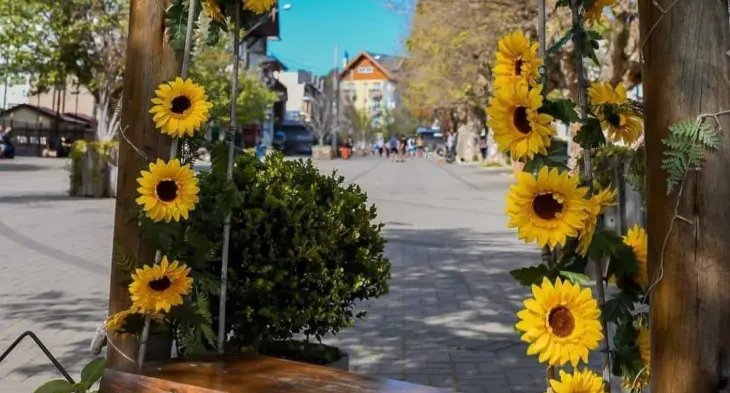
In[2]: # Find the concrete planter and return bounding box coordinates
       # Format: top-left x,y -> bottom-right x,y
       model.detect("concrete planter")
312,145 -> 334,160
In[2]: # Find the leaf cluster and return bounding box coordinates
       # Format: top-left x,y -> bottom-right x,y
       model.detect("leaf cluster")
33,359 -> 106,393
186,153 -> 391,348
661,118 -> 720,193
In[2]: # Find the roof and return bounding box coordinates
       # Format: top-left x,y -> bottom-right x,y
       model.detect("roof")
2,104 -> 90,125
366,52 -> 404,74
339,52 -> 404,81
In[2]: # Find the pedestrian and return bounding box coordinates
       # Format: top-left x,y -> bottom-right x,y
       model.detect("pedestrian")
389,135 -> 398,162
398,134 -> 408,162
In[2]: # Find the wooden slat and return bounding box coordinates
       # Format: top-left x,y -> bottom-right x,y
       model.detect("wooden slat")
100,354 -> 449,393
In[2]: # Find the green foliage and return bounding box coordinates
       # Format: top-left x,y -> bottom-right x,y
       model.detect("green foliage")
625,145 -> 645,196
189,35 -> 278,127
0,0 -> 127,96
34,358 -> 106,393
510,265 -> 557,286
522,138 -> 569,173
573,117 -> 606,149
258,340 -> 344,365
579,145 -> 634,190
581,30 -> 602,66
170,291 -> 216,355
188,153 -> 391,348
588,230 -> 637,277
112,242 -> 140,279
541,98 -> 580,125
548,28 -> 574,54
661,118 -> 720,194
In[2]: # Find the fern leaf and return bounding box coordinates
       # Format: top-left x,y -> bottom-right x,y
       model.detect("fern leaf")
112,243 -> 139,273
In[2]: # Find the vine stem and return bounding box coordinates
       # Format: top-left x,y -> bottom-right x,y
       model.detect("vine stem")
217,0 -> 242,355
568,0 -> 610,391
136,315 -> 152,373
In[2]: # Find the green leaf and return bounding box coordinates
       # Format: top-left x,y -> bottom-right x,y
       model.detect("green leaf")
210,141 -> 230,177
509,265 -> 556,286
541,98 -> 579,125
33,380 -> 75,393
80,358 -> 107,388
112,243 -> 138,274
548,28 -> 574,54
559,270 -> 591,284
588,230 -> 637,279
582,30 -> 602,66
573,117 -> 606,149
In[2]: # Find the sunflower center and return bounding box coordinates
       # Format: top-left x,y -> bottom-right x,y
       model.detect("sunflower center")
156,180 -> 178,202
148,276 -> 172,292
171,96 -> 192,114
514,58 -> 524,76
513,106 -> 532,134
607,112 -> 622,127
548,306 -> 575,338
532,193 -> 564,220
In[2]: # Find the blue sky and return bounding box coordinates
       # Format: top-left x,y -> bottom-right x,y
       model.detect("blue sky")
268,0 -> 409,75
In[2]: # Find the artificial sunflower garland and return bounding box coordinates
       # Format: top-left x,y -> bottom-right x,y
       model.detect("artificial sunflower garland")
202,0 -> 225,22
588,82 -> 643,145
487,82 -> 556,160
549,369 -> 605,393
492,30 -> 543,89
623,225 -> 648,290
516,277 -> 604,366
150,77 -> 213,138
577,187 -> 617,256
506,167 -> 590,249
243,0 -> 276,14
135,158 -> 200,223
129,256 -> 194,313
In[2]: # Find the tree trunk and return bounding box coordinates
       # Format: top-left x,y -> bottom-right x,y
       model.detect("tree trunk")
640,1 -> 730,392
96,89 -> 111,140
456,110 -> 480,163
107,0 -> 178,371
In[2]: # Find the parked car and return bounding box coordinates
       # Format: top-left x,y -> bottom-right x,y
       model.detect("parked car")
0,135 -> 15,158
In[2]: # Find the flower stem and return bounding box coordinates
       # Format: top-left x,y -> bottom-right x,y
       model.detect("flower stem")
546,365 -> 555,392
136,315 -> 152,373
217,0 -> 242,355
569,0 -> 611,390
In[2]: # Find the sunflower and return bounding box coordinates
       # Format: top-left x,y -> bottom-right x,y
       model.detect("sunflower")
487,82 -> 555,160
150,77 -> 213,138
584,0 -> 614,25
549,369 -> 604,393
506,167 -> 589,248
129,256 -> 193,313
516,277 -> 603,366
637,326 -> 650,369
577,187 -> 617,256
492,30 -> 543,89
243,0 -> 276,14
105,307 -> 163,336
624,225 -> 648,289
202,0 -> 225,22
588,82 -> 643,145
136,159 -> 200,223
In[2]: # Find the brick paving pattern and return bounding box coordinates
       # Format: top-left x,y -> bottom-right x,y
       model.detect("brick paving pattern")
0,156 -> 607,393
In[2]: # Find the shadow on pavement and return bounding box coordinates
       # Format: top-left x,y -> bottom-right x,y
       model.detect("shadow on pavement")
0,194 -> 85,205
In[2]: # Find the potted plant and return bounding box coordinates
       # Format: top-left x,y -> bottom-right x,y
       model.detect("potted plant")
188,153 -> 391,370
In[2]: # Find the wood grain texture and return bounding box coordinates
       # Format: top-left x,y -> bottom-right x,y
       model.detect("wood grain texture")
107,0 -> 179,370
639,0 -> 730,391
100,354 -> 449,393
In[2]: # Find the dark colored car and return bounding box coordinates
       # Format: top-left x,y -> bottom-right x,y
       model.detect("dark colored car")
0,135 -> 15,158
273,121 -> 315,156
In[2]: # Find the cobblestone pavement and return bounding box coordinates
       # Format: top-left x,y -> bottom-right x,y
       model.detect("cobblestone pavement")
0,156 -> 603,393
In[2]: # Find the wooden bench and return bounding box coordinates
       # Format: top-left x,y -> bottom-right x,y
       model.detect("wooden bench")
101,354 -> 450,393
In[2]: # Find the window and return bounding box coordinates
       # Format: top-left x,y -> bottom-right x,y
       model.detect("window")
358,66 -> 374,74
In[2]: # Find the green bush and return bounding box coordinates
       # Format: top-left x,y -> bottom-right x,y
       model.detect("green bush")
190,153 -> 390,349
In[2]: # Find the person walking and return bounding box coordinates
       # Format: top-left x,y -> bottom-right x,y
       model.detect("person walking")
389,135 -> 398,162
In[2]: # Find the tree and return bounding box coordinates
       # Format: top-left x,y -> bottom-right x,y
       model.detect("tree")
189,35 -> 278,129
309,87 -> 337,146
0,0 -> 128,140
640,0 -> 730,392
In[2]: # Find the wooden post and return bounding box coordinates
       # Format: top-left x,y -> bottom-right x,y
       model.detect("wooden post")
639,1 -> 730,392
106,0 -> 178,370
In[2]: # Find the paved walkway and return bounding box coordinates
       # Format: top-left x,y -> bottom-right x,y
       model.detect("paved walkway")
0,156 -> 600,393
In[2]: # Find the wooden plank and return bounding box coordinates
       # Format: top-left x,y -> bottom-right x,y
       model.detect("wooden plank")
106,0 -> 179,370
100,354 -> 449,393
638,0 -> 730,392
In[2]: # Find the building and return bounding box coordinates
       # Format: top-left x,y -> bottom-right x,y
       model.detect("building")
0,103 -> 95,156
277,70 -> 324,123
339,52 -> 403,127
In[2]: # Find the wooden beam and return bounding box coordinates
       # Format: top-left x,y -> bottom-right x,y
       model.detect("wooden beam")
106,0 -> 178,370
639,0 -> 730,391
